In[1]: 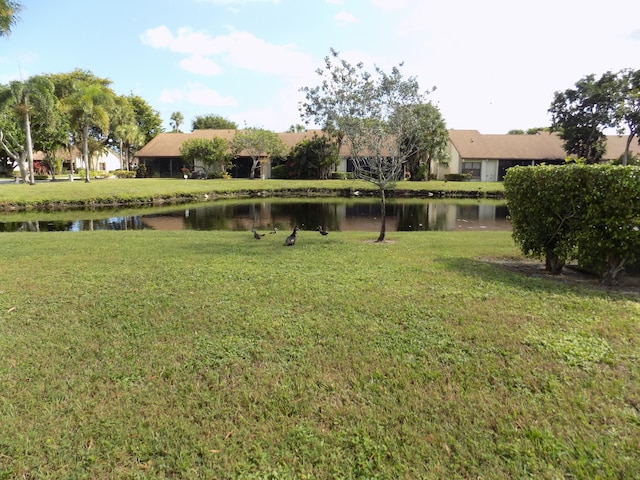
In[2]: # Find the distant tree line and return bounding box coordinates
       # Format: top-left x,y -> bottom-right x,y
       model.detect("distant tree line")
0,69 -> 163,183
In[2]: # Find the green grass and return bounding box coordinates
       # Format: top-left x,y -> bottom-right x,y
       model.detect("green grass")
0,178 -> 504,210
0,230 -> 638,479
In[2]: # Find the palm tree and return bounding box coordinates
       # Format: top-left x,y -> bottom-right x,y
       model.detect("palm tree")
170,111 -> 184,132
0,0 -> 22,37
0,76 -> 56,184
62,81 -> 114,182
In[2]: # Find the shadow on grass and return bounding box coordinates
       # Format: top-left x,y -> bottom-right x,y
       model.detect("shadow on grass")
435,256 -> 640,302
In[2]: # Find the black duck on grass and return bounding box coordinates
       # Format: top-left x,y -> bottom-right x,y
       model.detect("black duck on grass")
317,226 -> 329,236
269,227 -> 278,234
284,226 -> 299,246
251,228 -> 265,240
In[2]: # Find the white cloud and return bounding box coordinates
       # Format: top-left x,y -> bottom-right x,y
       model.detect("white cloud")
185,83 -> 237,107
333,11 -> 359,27
158,84 -> 236,108
179,55 -> 222,76
141,25 -> 318,82
159,88 -> 184,103
195,0 -> 280,4
372,0 -> 410,9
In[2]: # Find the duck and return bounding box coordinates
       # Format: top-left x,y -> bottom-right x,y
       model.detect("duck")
251,228 -> 265,240
269,227 -> 278,234
317,225 -> 329,236
284,226 -> 299,246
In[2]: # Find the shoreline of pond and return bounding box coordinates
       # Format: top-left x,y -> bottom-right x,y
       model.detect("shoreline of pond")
0,186 -> 506,212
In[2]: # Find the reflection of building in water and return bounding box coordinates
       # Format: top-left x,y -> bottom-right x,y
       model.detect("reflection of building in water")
426,203 -> 511,231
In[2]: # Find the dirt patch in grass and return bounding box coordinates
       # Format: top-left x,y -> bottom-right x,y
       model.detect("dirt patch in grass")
482,257 -> 640,296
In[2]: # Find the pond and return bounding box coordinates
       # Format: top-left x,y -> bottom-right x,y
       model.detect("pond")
0,198 -> 511,233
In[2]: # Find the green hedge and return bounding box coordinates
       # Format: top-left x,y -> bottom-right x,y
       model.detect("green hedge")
504,164 -> 640,283
444,173 -> 471,182
114,170 -> 136,178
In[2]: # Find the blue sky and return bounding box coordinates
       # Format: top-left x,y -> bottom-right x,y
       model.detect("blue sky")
1,0 -> 639,134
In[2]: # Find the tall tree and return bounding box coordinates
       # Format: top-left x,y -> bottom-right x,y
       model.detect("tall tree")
192,114 -> 238,130
300,48 -> 433,241
231,128 -> 287,179
613,68 -> 640,166
403,103 -> 449,181
62,81 -> 115,182
170,111 -> 184,132
127,94 -> 163,145
0,75 -> 57,184
549,72 -> 619,163
0,0 -> 22,37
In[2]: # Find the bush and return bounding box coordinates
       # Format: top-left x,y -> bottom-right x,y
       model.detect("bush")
34,174 -> 49,180
114,170 -> 136,178
271,165 -> 288,179
331,172 -> 353,180
444,173 -> 471,182
504,164 -> 640,282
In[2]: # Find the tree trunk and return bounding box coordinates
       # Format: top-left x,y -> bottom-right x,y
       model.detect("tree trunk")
250,158 -> 258,179
601,253 -> 627,285
82,125 -> 91,183
23,112 -> 35,185
544,247 -> 565,275
376,188 -> 387,242
623,132 -> 636,166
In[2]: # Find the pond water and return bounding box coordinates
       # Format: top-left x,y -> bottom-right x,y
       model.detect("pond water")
0,198 -> 511,233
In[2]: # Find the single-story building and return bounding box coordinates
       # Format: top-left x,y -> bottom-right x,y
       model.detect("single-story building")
134,129 -> 338,178
33,147 -> 123,173
433,130 -> 640,182
135,128 -> 640,180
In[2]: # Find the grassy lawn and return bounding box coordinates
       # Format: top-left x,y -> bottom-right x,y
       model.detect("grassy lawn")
0,178 -> 504,210
0,230 -> 638,478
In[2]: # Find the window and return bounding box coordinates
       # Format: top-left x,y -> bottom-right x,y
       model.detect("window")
462,161 -> 481,180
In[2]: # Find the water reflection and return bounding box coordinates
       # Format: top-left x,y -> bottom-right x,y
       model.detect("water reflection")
0,199 -> 510,232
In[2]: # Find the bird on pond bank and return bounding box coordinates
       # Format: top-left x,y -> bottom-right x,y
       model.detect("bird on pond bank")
317,226 -> 329,236
284,226 -> 299,246
251,228 -> 265,240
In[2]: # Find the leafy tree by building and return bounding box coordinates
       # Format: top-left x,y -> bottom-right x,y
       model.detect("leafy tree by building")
549,72 -> 621,163
180,137 -> 229,177
402,103 -> 449,181
192,114 -> 237,131
285,133 -> 339,179
127,94 -> 163,145
230,128 -> 287,179
300,48 -> 435,241
613,68 -> 640,166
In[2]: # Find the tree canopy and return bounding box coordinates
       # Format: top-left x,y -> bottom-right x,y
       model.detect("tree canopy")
230,128 -> 287,179
549,69 -> 640,165
285,133 -> 339,179
192,114 -> 238,131
180,137 -> 229,177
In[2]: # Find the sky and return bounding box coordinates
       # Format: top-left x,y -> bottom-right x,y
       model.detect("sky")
1,0 -> 639,134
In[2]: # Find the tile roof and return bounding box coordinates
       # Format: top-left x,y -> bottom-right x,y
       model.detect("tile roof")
135,129 -> 331,158
449,129 -> 640,161
449,130 -> 566,160
136,128 -> 640,162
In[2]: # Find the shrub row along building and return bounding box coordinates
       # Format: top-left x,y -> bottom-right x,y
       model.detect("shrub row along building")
134,129 -> 640,181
